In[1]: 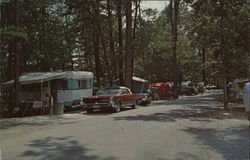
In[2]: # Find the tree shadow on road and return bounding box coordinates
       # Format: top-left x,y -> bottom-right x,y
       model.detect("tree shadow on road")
153,91 -> 221,107
20,136 -> 117,160
155,152 -> 200,160
113,90 -> 248,122
182,126 -> 250,160
113,106 -> 227,122
0,115 -> 78,130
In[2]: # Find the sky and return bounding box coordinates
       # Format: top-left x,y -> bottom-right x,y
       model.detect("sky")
141,1 -> 169,12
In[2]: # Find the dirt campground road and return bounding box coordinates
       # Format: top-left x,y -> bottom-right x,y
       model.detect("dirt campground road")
0,90 -> 249,160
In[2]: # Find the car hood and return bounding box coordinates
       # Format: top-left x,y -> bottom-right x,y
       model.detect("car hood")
83,95 -> 114,99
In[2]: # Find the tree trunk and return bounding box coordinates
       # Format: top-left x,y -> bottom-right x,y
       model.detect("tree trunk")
94,35 -> 101,87
223,78 -> 229,109
71,53 -> 74,71
130,0 -> 140,90
107,0 -> 117,80
219,1 -> 229,109
14,38 -> 20,115
7,41 -> 14,116
124,0 -> 133,89
202,47 -> 206,85
132,0 -> 139,39
13,0 -> 20,116
92,1 -> 101,87
101,34 -> 112,86
138,4 -> 145,77
169,0 -> 180,97
118,0 -> 124,85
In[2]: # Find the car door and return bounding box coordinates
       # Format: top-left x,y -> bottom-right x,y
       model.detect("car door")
127,89 -> 138,104
120,89 -> 131,106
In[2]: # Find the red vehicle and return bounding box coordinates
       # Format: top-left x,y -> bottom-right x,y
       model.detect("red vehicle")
81,86 -> 142,113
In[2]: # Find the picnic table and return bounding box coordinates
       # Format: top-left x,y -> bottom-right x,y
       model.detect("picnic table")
20,100 -> 43,117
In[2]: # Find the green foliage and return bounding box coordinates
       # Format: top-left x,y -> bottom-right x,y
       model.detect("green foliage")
187,0 -> 249,82
0,26 -> 27,39
134,9 -> 171,82
0,0 -> 248,85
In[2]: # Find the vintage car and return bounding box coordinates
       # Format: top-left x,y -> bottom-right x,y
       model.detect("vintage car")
81,86 -> 142,113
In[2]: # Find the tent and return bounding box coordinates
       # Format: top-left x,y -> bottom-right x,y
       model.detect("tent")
113,76 -> 150,93
150,82 -> 167,97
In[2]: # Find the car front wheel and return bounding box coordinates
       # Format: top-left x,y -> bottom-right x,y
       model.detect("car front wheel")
113,102 -> 121,112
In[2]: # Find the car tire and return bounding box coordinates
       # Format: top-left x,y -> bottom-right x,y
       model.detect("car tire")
86,109 -> 94,113
113,102 -> 121,112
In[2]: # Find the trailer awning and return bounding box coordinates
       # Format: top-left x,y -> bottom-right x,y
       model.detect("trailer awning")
1,71 -> 93,87
1,72 -> 66,87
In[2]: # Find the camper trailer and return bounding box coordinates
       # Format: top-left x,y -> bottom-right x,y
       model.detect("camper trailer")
57,71 -> 93,107
1,71 -> 94,108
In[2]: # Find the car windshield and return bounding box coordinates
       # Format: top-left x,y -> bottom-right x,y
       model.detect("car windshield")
96,88 -> 120,95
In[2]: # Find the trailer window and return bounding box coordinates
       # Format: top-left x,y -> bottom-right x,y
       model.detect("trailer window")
78,80 -> 92,89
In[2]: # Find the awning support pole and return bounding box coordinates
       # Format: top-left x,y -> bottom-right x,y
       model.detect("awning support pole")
41,81 -> 42,101
41,81 -> 43,115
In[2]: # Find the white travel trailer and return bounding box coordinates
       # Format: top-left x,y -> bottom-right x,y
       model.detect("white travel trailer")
1,71 -> 94,108
56,71 -> 93,107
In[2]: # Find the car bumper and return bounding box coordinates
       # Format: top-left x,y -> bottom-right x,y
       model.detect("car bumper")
139,98 -> 152,105
82,103 -> 113,110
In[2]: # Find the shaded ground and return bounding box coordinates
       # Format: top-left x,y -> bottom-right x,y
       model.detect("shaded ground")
114,90 -> 248,122
0,114 -> 80,130
20,136 -> 117,160
114,106 -> 248,122
182,126 -> 249,160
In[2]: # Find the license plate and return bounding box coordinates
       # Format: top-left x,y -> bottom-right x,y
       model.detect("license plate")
93,105 -> 100,109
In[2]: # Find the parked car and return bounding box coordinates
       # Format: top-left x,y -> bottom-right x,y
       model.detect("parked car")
186,86 -> 198,96
206,84 -> 217,90
81,86 -> 141,113
197,82 -> 205,94
197,86 -> 205,93
138,93 -> 152,105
